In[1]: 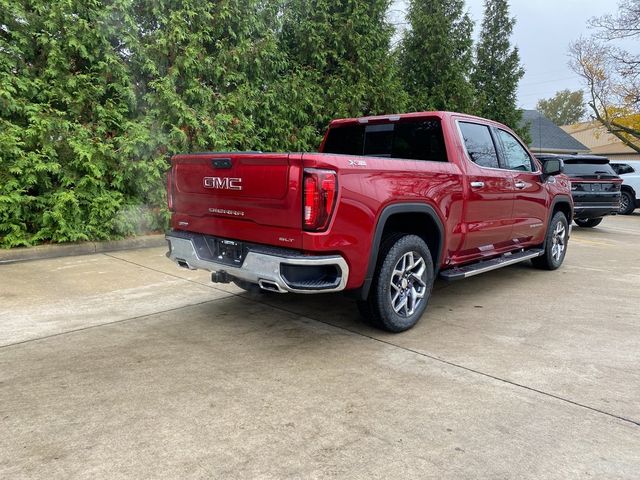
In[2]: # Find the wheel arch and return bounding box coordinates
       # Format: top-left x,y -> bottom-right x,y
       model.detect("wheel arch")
549,195 -> 573,225
619,185 -> 638,213
359,203 -> 445,300
621,184 -> 636,198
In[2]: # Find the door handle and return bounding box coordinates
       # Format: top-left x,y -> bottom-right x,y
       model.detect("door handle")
470,181 -> 485,188
515,181 -> 527,189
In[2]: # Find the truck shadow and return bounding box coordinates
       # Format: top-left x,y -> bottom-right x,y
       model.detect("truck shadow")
219,261 -> 544,338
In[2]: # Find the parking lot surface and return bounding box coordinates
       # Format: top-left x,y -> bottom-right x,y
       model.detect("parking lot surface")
1,215 -> 639,479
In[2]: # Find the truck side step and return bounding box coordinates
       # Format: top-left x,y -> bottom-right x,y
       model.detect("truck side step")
440,249 -> 544,281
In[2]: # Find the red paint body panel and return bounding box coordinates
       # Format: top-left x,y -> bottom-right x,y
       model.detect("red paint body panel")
169,111 -> 573,291
171,153 -> 304,249
298,152 -> 464,289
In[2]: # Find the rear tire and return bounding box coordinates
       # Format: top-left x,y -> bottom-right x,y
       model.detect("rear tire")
532,212 -> 569,270
358,234 -> 434,333
619,190 -> 635,215
574,217 -> 603,228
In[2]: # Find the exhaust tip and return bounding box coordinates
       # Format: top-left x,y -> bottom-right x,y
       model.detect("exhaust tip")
258,280 -> 286,293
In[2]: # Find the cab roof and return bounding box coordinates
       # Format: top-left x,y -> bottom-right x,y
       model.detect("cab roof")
328,111 -> 511,131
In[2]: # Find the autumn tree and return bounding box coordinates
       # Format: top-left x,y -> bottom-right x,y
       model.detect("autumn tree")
398,0 -> 475,112
536,89 -> 586,126
471,0 -> 524,132
569,0 -> 640,152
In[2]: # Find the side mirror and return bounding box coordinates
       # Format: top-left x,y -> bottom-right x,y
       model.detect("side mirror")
542,159 -> 563,177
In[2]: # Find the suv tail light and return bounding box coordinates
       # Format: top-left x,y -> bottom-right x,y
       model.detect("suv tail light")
167,168 -> 175,212
303,168 -> 337,231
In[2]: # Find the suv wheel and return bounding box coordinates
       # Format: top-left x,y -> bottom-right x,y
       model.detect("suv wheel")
532,212 -> 569,270
619,190 -> 635,215
358,234 -> 434,332
575,218 -> 603,228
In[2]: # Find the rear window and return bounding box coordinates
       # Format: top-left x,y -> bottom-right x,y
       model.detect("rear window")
322,125 -> 364,156
563,161 -> 617,177
323,119 -> 448,162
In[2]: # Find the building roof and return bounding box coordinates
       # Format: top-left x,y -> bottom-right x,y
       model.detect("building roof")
520,110 -> 589,154
561,121 -> 640,158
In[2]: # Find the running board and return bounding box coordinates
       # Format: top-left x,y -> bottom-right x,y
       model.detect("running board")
439,249 -> 544,281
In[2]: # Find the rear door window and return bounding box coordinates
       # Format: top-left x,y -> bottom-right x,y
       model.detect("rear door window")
458,122 -> 499,169
611,163 -> 635,175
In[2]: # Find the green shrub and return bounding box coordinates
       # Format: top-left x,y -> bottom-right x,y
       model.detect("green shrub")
0,0 -> 405,247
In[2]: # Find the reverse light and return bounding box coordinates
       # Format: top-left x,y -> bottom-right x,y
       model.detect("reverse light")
303,168 -> 338,231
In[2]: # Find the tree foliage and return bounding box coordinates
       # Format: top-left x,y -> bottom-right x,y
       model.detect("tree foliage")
569,0 -> 640,152
0,0 -> 146,246
0,0 -> 404,247
471,0 -> 524,134
398,0 -> 475,112
277,0 -> 406,149
2,0 -> 533,248
536,89 -> 586,126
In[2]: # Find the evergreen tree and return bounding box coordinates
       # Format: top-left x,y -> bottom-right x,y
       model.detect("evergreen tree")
471,0 -> 524,132
398,0 -> 475,112
0,0 -> 146,246
0,0 -> 410,247
131,0 -> 285,153
278,0 -> 406,148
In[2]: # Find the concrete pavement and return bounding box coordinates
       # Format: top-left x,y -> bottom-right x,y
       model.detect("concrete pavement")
1,214 -> 639,479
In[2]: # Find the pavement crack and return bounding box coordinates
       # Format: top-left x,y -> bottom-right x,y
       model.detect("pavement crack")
102,252 -> 232,296
251,298 -> 640,429
0,298 -> 226,350
15,251 -> 640,428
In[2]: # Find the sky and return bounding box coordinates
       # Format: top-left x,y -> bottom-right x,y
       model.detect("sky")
390,0 -> 635,110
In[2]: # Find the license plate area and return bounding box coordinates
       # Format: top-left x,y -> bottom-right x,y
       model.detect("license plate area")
209,238 -> 245,266
191,235 -> 246,267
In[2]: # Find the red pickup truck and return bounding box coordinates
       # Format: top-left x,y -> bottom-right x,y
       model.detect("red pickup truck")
166,111 -> 573,332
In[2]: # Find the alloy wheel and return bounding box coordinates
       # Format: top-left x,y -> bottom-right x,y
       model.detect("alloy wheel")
551,221 -> 566,262
619,193 -> 630,213
389,251 -> 427,317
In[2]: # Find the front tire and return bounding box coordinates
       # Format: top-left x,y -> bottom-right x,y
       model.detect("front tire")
575,217 -> 603,228
532,212 -> 569,270
358,234 -> 434,333
619,190 -> 635,215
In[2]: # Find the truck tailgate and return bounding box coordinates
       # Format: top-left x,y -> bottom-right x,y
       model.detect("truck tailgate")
169,152 -> 303,247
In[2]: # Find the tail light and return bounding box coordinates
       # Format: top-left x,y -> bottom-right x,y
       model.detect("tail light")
303,168 -> 337,231
167,168 -> 175,212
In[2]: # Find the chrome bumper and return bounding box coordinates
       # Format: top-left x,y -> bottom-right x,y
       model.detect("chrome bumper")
165,232 -> 349,294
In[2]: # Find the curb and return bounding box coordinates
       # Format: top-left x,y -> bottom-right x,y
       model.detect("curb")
0,234 -> 167,265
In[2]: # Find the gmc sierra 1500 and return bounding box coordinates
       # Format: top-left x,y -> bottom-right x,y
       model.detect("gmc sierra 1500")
166,111 -> 573,332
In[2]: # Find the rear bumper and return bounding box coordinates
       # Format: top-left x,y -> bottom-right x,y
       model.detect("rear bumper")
165,230 -> 349,294
573,203 -> 619,219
